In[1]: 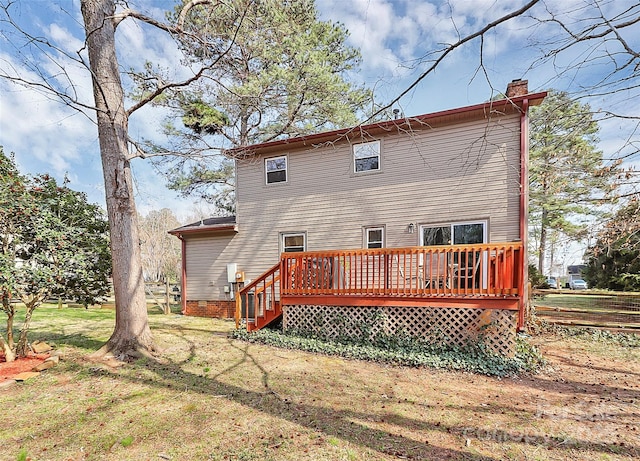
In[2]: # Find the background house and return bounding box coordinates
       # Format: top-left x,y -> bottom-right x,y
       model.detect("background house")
170,81 -> 546,340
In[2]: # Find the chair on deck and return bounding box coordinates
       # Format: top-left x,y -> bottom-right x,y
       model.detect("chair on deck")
422,252 -> 448,289
454,253 -> 481,289
395,252 -> 449,291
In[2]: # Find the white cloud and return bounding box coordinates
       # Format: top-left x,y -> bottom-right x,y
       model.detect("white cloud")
47,23 -> 85,54
115,4 -> 193,81
0,0 -> 196,211
0,52 -> 96,170
2,0 -> 637,219
318,0 -> 539,103
0,15 -> 101,202
320,0 -> 536,73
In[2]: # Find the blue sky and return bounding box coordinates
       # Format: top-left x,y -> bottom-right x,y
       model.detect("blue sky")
1,0 -> 638,267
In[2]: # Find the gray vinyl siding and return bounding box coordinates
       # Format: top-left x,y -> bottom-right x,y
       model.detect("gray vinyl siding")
187,113 -> 523,300
184,233 -> 238,300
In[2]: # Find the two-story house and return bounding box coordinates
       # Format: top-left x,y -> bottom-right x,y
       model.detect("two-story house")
170,80 -> 546,355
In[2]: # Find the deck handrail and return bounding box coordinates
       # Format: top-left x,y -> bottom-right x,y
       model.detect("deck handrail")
236,242 -> 524,331
235,262 -> 281,329
280,243 -> 523,298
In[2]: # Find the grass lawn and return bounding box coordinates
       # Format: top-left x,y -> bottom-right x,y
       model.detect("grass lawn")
1,305 -> 639,461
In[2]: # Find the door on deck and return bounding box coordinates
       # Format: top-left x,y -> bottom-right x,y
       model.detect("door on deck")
420,221 -> 487,289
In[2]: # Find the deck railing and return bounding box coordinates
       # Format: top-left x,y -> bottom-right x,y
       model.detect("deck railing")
281,243 -> 523,298
235,262 -> 281,330
237,243 -> 524,331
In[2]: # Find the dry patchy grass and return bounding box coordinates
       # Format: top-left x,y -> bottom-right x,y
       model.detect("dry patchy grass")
1,306 -> 639,461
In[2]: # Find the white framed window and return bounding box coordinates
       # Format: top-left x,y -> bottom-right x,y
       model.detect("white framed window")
353,140 -> 380,173
419,221 -> 487,246
364,226 -> 385,249
265,155 -> 287,184
419,220 -> 488,289
281,232 -> 306,253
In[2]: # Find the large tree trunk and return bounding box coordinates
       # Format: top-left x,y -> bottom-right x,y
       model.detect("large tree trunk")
81,0 -> 156,360
538,209 -> 548,274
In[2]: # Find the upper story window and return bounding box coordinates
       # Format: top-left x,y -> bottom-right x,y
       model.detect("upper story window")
353,141 -> 380,173
265,155 -> 287,184
281,232 -> 306,253
364,226 -> 384,249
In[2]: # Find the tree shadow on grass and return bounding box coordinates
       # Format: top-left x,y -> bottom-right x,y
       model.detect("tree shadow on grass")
95,337 -> 639,460
543,350 -> 640,377
26,331 -> 106,353
23,320 -> 639,459
512,354 -> 640,403
87,336 -> 499,460
13,316 -> 222,357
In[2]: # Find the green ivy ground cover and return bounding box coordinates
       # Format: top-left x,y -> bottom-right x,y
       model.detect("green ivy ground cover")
231,328 -> 546,377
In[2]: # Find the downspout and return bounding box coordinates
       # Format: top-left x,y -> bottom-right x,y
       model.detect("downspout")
178,234 -> 187,315
518,98 -> 530,331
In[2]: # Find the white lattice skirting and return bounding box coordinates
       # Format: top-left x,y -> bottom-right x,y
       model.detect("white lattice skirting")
283,305 -> 517,357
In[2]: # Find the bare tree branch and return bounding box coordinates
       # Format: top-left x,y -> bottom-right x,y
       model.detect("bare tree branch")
114,0 -> 217,31
126,66 -> 208,117
124,0 -> 247,121
364,0 -> 542,123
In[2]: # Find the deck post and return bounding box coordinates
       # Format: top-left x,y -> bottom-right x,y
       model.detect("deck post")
518,96 -> 530,331
235,291 -> 241,330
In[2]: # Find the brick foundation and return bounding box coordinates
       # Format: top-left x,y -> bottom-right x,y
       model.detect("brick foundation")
184,300 -> 235,318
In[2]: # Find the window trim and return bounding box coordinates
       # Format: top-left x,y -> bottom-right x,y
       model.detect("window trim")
265,155 -> 288,185
364,226 -> 385,249
419,220 -> 489,289
280,232 -> 306,254
419,220 -> 488,246
353,140 -> 381,173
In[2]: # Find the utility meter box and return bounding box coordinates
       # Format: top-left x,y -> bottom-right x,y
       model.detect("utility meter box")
226,263 -> 238,283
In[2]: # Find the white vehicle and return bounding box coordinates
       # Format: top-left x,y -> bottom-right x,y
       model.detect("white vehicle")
570,279 -> 588,290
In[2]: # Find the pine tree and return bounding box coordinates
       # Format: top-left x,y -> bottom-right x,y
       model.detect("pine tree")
155,0 -> 373,209
529,90 -> 619,274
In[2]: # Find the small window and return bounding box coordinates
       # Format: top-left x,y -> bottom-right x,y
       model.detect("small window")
365,226 -> 384,249
266,155 -> 287,184
281,232 -> 306,253
353,141 -> 380,173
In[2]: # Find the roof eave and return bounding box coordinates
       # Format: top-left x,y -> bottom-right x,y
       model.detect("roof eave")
168,224 -> 238,236
224,91 -> 547,158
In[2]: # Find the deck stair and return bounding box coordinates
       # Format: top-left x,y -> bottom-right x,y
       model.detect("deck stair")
236,262 -> 282,331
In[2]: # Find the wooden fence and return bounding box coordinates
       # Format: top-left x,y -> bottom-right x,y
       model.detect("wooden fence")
144,281 -> 181,314
531,290 -> 640,332
95,281 -> 181,313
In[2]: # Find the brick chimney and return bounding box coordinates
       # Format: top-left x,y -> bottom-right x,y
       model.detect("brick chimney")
506,79 -> 528,98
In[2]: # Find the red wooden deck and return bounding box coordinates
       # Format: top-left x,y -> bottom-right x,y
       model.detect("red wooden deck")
236,243 -> 525,332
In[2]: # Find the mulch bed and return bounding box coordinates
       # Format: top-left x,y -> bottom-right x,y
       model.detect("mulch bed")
0,352 -> 49,381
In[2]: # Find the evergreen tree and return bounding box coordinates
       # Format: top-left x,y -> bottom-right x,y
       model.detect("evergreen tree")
0,148 -> 111,359
583,197 -> 640,291
153,0 -> 373,210
529,90 -> 619,274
